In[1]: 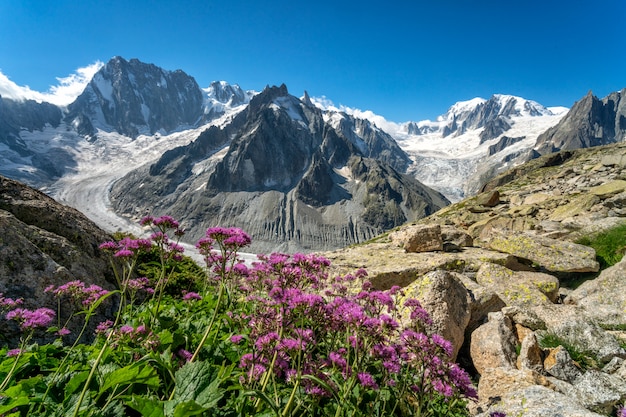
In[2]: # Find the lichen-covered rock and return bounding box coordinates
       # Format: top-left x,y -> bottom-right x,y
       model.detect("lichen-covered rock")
389,224 -> 443,253
487,232 -> 599,273
589,179 -> 626,199
476,368 -> 554,409
543,345 -> 583,382
549,194 -> 600,221
470,312 -> 518,375
476,385 -> 606,417
324,243 -> 511,290
571,370 -> 626,414
475,262 -> 558,306
517,332 -> 544,372
398,270 -> 470,360
0,176 -> 115,346
457,274 -> 506,334
475,190 -> 500,207
566,256 -> 626,327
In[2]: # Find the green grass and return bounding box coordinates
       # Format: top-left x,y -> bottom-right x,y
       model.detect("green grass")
575,223 -> 626,269
538,332 -> 598,370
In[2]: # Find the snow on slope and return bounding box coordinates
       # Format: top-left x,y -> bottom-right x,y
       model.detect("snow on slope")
312,94 -> 569,201
47,108 -> 245,234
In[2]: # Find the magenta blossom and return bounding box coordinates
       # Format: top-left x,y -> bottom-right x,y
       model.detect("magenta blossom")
6,348 -> 22,357
6,307 -> 55,330
182,291 -> 202,301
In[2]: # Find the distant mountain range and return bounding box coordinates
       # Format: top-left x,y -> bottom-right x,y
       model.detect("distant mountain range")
1,56 -> 625,252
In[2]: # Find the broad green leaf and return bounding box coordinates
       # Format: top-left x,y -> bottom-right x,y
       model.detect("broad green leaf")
101,362 -> 160,393
172,400 -> 206,417
125,395 -> 166,417
174,361 -> 223,408
0,396 -> 30,414
65,370 -> 90,397
158,329 -> 174,345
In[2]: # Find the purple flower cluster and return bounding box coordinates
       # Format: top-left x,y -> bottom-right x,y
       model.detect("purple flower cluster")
0,293 -> 23,310
126,277 -> 155,295
108,324 -> 159,351
6,307 -> 55,330
618,405 -> 626,417
229,252 -> 477,405
45,280 -> 110,309
99,236 -> 153,259
182,291 -> 202,301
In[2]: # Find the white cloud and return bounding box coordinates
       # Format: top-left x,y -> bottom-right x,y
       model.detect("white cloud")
0,61 -> 103,106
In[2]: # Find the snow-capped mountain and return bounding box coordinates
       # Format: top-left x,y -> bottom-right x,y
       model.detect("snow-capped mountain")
66,56 -> 205,138
2,55 -> 626,253
372,95 -> 570,201
110,84 -> 447,253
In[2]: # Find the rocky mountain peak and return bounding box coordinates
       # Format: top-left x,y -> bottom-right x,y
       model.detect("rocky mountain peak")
66,56 -> 204,138
110,83 -> 447,253
205,81 -> 250,107
534,88 -> 626,155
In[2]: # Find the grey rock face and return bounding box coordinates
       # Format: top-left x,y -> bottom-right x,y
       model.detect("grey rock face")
67,56 -> 204,138
535,89 -> 626,155
487,135 -> 525,156
0,176 -> 115,346
480,117 -> 512,144
111,84 -> 448,253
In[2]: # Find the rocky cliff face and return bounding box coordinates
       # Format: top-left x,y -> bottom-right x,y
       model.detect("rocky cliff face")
110,84 -> 448,253
0,175 -> 116,344
323,141 -> 626,416
534,89 -> 626,155
0,96 -> 76,184
66,56 -> 205,138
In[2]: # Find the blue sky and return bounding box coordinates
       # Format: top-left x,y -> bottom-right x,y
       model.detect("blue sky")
1,0 -> 625,122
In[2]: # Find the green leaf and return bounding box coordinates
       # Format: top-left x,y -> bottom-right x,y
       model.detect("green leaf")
0,396 -> 30,414
100,362 -> 160,393
65,370 -> 90,398
174,361 -> 223,408
126,395 -> 166,417
158,329 -> 174,345
172,400 -> 206,417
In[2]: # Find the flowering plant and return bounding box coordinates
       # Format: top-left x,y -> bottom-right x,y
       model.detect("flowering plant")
0,216 -> 475,416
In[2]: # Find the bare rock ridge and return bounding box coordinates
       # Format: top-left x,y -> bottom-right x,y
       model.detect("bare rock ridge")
110,84 -> 449,253
67,56 -> 205,138
0,175 -> 115,344
323,141 -> 626,416
535,88 -> 626,155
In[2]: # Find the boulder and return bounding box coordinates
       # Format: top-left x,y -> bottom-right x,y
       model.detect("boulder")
589,179 -> 626,199
487,232 -> 599,273
457,275 -> 506,334
476,385 -> 606,417
470,312 -> 518,375
549,194 -> 600,221
398,270 -> 470,360
571,370 -> 626,414
566,256 -> 626,327
476,368 -> 554,408
475,262 -> 559,306
517,332 -> 544,372
475,190 -> 500,207
0,176 -> 115,346
543,345 -> 583,382
389,224 -> 443,253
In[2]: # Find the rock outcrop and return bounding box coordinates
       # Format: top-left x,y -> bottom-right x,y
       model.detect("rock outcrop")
0,175 -> 115,345
323,141 -> 626,416
535,89 -> 626,155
